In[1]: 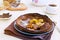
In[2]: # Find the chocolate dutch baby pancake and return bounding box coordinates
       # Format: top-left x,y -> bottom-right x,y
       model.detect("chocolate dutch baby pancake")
16,13 -> 53,34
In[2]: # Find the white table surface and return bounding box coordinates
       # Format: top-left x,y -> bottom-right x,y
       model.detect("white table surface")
0,0 -> 60,40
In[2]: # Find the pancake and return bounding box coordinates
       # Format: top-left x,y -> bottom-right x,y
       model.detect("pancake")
16,13 -> 53,34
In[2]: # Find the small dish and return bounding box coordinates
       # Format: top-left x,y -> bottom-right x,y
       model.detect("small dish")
46,4 -> 59,15
14,22 -> 54,36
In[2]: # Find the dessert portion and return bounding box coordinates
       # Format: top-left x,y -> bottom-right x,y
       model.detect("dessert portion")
3,0 -> 19,7
3,0 -> 27,11
26,19 -> 45,30
0,13 -> 11,18
16,13 -> 53,34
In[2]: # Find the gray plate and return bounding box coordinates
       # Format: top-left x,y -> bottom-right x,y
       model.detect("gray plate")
14,22 -> 54,36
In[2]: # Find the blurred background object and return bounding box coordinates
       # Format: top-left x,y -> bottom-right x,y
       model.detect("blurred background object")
31,0 -> 60,7
3,0 -> 20,7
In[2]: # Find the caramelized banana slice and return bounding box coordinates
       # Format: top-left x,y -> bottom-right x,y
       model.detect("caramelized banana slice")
39,19 -> 43,22
30,19 -> 38,24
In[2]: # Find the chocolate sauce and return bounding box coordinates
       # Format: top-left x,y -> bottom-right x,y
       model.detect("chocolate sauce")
49,4 -> 57,7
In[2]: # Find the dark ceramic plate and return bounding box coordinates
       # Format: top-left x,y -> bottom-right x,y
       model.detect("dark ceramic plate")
14,22 -> 54,36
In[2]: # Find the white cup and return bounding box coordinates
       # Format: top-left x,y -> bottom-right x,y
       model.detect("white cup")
46,4 -> 59,15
